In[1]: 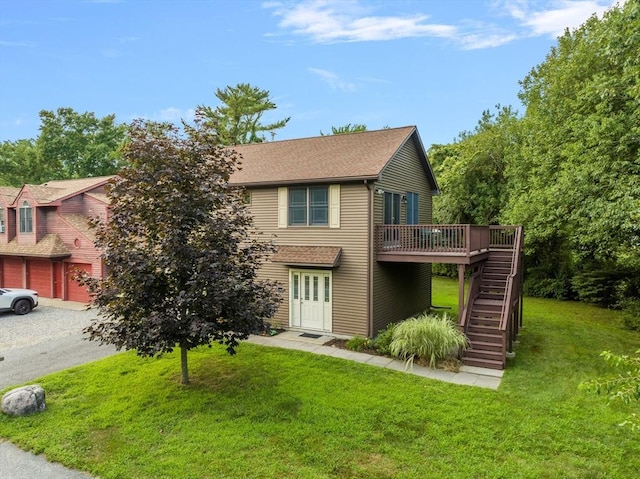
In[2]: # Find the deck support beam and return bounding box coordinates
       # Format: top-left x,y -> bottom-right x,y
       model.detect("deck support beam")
457,264 -> 466,323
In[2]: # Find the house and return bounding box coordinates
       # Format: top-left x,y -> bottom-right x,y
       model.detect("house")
232,126 -> 524,369
232,126 -> 439,339
0,176 -> 112,303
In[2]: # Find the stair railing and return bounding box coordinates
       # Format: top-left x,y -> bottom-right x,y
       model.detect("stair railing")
499,226 -> 524,358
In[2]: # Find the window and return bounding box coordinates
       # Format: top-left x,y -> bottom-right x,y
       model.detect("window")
406,192 -> 419,224
288,186 -> 328,226
19,201 -> 33,233
0,208 -> 5,233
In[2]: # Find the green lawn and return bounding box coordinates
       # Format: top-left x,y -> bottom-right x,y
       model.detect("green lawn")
1,277 -> 639,479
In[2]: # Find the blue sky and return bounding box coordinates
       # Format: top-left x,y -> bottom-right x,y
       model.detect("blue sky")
0,0 -> 621,147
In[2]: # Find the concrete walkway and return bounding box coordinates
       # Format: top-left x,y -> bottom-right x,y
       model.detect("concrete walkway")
249,330 -> 503,389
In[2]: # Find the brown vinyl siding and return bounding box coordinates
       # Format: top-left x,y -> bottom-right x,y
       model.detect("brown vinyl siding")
249,183 -> 370,336
371,138 -> 434,334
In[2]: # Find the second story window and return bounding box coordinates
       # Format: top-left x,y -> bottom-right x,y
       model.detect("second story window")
0,208 -> 5,233
289,186 -> 328,226
19,201 -> 33,233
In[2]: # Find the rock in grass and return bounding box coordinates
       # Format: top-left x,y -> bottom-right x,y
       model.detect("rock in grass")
1,385 -> 46,416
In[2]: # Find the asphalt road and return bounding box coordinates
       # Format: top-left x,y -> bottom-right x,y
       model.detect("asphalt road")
1,299 -> 118,479
0,299 -> 117,390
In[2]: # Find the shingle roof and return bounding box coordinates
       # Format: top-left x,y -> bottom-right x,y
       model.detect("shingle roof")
0,234 -> 71,258
0,187 -> 20,205
271,245 -> 342,268
61,214 -> 95,241
19,176 -> 114,205
230,126 -> 421,186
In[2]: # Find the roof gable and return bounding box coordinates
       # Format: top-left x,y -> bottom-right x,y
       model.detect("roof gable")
11,176 -> 114,206
0,187 -> 20,206
230,126 -> 436,187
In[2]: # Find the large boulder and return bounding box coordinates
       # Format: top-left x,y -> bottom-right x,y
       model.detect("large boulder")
1,385 -> 46,416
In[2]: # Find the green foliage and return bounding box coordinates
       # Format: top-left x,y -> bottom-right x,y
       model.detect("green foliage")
389,312 -> 468,367
0,139 -> 40,186
621,300 -> 640,331
572,262 -> 629,307
82,112 -> 281,384
345,336 -> 372,352
0,108 -> 127,186
200,83 -> 290,145
579,349 -> 640,431
37,107 -> 127,179
429,105 -> 519,225
503,0 -> 640,303
320,123 -> 367,135
372,322 -> 396,355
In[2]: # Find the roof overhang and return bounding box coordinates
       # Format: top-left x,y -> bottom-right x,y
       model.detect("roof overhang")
271,245 -> 342,268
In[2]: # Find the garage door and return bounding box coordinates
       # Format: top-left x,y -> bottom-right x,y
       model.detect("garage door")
27,260 -> 52,297
2,258 -> 23,288
65,263 -> 92,303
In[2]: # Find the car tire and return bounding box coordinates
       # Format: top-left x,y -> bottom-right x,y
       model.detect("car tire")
14,299 -> 32,315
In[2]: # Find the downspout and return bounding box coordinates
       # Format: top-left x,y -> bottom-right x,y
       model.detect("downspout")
364,179 -> 374,337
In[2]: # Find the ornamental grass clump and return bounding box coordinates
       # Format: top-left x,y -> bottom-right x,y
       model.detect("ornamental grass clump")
389,312 -> 469,368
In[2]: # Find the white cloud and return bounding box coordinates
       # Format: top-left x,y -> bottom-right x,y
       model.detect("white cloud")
501,0 -> 620,37
266,0 -> 456,43
308,68 -> 356,92
0,40 -> 35,47
265,0 -> 623,50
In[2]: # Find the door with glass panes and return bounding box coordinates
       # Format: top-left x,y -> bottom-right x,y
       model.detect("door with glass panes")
290,270 -> 332,332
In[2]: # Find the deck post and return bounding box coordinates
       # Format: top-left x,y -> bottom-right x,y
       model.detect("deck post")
457,263 -> 466,323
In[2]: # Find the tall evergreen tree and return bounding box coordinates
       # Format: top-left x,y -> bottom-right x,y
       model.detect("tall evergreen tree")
201,83 -> 290,145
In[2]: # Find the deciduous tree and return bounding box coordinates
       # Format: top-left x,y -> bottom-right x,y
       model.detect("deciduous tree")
37,107 -> 128,179
83,115 -> 281,384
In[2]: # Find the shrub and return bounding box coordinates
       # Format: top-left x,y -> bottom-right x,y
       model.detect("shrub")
621,300 -> 640,331
372,323 -> 396,355
346,336 -> 372,352
389,312 -> 469,368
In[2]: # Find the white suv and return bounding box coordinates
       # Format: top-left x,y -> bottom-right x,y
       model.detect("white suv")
0,288 -> 39,315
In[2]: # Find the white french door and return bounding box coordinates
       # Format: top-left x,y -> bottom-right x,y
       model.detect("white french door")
290,269 -> 332,332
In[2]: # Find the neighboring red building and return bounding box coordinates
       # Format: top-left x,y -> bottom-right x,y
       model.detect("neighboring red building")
0,176 -> 113,303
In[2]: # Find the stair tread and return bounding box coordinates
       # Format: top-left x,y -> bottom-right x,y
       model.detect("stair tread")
461,357 -> 504,370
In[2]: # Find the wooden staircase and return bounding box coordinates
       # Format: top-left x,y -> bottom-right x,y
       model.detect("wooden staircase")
462,248 -> 519,370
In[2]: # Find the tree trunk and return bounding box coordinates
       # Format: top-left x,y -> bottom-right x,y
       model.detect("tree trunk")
180,343 -> 189,385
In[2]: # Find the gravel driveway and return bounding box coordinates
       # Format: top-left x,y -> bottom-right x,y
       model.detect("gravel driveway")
0,299 -> 118,389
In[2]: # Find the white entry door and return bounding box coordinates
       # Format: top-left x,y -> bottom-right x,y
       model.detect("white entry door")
290,270 -> 332,332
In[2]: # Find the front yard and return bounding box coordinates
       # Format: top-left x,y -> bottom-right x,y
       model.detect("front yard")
1,277 -> 638,478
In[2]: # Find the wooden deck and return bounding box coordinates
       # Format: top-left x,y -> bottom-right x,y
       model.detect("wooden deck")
375,224 -> 516,265
375,224 -> 524,369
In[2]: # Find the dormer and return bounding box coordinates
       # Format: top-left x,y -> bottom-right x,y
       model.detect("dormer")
0,186 -> 20,244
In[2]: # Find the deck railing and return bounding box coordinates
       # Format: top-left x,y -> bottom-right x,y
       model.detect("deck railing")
489,225 -> 519,248
376,224 -> 490,256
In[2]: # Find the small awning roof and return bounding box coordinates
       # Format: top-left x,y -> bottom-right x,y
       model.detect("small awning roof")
271,245 -> 342,268
0,234 -> 71,259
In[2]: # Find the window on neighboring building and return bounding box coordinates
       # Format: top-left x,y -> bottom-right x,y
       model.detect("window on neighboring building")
19,201 -> 33,233
406,192 -> 419,224
0,208 -> 5,233
288,186 -> 329,226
